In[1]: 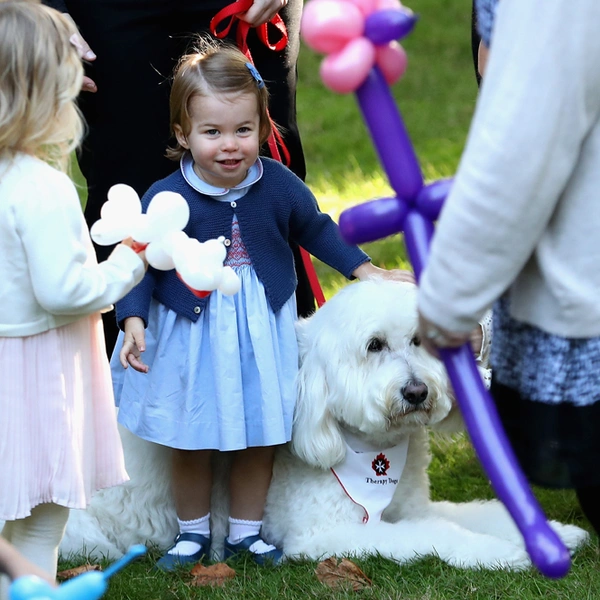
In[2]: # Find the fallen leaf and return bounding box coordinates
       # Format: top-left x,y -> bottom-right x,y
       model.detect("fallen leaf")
57,564 -> 102,580
315,557 -> 372,591
189,562 -> 236,587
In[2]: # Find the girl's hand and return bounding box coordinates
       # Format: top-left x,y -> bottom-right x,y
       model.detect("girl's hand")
239,0 -> 288,27
352,262 -> 416,284
120,237 -> 148,268
119,317 -> 149,373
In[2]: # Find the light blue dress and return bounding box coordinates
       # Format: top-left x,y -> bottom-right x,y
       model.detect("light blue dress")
111,158 -> 298,451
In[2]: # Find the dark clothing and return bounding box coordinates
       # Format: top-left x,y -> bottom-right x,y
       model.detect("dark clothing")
491,379 -> 600,490
43,0 -> 315,350
575,486 -> 600,540
471,0 -> 482,86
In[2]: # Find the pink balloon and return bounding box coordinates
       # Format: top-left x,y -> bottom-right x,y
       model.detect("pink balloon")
301,0 -> 365,54
320,37 -> 376,93
376,41 -> 408,85
346,0 -> 378,17
375,0 -> 403,10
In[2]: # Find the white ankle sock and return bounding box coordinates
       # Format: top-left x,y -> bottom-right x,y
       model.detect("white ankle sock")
227,517 -> 276,554
168,513 -> 210,556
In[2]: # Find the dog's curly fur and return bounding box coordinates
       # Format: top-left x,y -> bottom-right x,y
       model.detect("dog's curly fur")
59,281 -> 588,569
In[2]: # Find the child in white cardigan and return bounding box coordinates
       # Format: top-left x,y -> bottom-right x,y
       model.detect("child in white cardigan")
0,1 -> 146,592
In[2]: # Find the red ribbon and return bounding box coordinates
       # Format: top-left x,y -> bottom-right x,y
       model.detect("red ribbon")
210,0 -> 326,308
177,271 -> 211,298
210,0 -> 288,54
131,241 -> 148,254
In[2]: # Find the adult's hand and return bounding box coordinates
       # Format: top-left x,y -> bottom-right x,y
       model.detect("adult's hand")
239,0 -> 289,27
417,312 -> 471,359
66,14 -> 97,93
352,262 -> 416,284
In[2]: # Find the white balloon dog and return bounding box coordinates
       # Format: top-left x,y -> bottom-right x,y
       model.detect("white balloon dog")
90,184 -> 240,297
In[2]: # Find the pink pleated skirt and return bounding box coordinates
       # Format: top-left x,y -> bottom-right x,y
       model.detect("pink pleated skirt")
0,314 -> 128,520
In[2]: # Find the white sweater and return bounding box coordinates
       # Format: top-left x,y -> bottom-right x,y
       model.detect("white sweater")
419,0 -> 600,338
0,154 -> 145,337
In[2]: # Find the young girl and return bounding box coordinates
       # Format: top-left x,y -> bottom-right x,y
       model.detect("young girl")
111,41 -> 413,569
0,0 -> 147,589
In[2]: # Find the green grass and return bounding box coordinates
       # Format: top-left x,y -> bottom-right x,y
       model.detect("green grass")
63,543 -> 600,600
63,0 -> 600,596
301,0 -> 477,289
63,436 -> 598,600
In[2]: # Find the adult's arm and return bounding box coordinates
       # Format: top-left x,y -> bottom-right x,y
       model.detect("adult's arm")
418,0 -> 600,334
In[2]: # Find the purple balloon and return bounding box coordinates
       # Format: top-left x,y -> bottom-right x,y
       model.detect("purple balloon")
401,210 -> 434,278
442,347 -> 570,578
338,196 -> 409,245
338,57 -> 571,579
415,178 -> 454,221
356,67 -> 423,200
364,8 -> 417,45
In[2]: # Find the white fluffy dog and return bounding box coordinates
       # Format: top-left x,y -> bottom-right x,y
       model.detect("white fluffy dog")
59,281 -> 588,570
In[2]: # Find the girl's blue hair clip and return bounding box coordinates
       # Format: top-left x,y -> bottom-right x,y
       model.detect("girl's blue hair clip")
245,62 -> 265,89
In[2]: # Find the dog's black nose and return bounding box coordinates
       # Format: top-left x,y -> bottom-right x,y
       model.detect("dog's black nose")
402,381 -> 428,405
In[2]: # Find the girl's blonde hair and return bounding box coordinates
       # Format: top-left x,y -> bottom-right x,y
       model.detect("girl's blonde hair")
166,40 -> 272,161
0,0 -> 84,171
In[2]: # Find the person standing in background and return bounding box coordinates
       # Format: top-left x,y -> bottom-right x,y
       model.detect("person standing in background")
418,0 -> 600,539
42,0 -> 315,351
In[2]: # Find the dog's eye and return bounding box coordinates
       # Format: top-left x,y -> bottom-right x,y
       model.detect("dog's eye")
367,337 -> 386,353
411,335 -> 421,347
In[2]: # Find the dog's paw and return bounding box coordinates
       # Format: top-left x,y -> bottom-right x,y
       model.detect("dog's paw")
549,521 -> 590,552
443,538 -> 531,571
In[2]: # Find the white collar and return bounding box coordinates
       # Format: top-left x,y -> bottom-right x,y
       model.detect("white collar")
180,153 -> 263,196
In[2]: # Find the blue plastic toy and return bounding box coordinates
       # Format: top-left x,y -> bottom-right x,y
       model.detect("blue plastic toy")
9,545 -> 147,600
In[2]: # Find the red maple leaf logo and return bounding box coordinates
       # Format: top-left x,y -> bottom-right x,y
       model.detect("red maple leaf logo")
371,453 -> 390,477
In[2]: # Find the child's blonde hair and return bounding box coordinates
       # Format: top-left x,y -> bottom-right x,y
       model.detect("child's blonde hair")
0,0 -> 84,171
167,40 -> 272,162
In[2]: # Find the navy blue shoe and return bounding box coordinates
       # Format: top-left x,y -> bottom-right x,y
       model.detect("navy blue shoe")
223,534 -> 283,566
155,532 -> 211,572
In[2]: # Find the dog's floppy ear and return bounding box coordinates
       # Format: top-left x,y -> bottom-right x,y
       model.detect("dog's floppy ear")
291,316 -> 346,470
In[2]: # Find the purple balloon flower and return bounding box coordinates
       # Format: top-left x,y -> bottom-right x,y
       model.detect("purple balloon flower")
302,1 -> 571,579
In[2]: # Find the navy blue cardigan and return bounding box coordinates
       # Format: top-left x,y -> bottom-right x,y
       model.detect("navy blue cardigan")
116,158 -> 369,327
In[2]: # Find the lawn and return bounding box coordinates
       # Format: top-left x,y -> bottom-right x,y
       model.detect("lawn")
62,0 -> 599,597
302,0 -> 478,292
